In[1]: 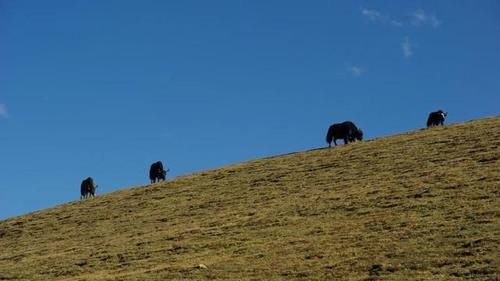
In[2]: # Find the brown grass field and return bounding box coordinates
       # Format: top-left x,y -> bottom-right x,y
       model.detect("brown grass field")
1,117 -> 499,281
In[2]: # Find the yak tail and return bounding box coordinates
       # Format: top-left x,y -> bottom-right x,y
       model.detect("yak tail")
326,126 -> 333,147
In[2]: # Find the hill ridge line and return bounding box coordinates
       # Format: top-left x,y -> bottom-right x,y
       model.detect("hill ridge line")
0,116 -> 498,280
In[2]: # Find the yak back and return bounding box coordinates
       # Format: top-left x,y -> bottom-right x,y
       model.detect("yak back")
81,177 -> 95,189
150,161 -> 163,172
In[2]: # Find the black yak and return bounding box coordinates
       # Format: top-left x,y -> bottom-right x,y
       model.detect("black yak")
80,177 -> 97,200
427,110 -> 447,127
326,121 -> 363,148
149,161 -> 169,183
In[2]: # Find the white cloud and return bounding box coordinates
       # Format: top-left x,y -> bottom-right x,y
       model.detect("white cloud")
413,9 -> 426,24
429,14 -> 441,28
0,104 -> 8,118
402,37 -> 413,58
362,9 -> 382,21
349,66 -> 364,77
390,20 -> 403,27
362,8 -> 440,28
362,8 -> 404,27
412,9 -> 441,27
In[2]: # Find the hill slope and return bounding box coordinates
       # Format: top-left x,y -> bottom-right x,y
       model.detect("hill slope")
1,117 -> 499,281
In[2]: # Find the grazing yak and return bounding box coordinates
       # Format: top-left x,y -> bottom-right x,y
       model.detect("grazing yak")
80,177 -> 97,200
427,110 -> 447,127
326,121 -> 363,148
149,161 -> 169,183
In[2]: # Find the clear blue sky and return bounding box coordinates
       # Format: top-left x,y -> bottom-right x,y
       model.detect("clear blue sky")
1,1 -> 499,219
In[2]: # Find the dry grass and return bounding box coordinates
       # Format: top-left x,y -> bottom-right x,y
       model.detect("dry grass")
1,117 -> 499,281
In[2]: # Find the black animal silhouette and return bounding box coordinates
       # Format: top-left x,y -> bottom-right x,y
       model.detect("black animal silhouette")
326,121 -> 363,148
149,161 -> 169,183
427,110 -> 447,127
80,177 -> 97,199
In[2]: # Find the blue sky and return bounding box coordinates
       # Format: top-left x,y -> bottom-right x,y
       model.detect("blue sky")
1,1 -> 499,219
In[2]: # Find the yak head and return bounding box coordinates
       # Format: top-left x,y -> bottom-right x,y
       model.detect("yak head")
353,129 -> 363,141
347,129 -> 363,143
437,110 -> 448,118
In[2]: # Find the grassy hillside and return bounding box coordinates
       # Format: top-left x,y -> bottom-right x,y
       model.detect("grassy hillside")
1,117 -> 499,281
